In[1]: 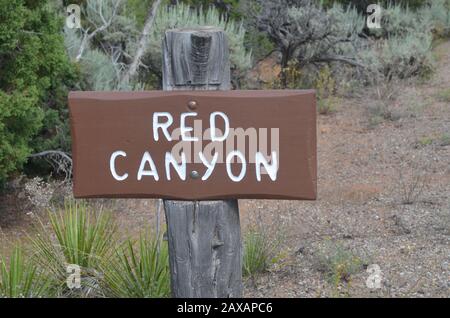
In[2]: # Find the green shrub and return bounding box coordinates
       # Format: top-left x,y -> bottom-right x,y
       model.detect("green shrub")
0,247 -> 51,298
321,0 -> 427,12
31,201 -> 117,297
177,0 -> 242,19
29,201 -> 171,298
64,0 -> 139,91
369,3 -> 430,38
0,0 -> 75,184
314,240 -> 365,285
0,91 -> 43,183
439,133 -> 450,147
437,88 -> 450,102
254,0 -> 364,88
366,1 -> 450,39
381,32 -> 434,78
144,3 -> 252,81
243,227 -> 280,278
126,0 -> 155,26
421,0 -> 450,37
315,66 -> 338,114
102,233 -> 170,298
358,2 -> 435,80
317,98 -> 337,115
65,1 -> 251,90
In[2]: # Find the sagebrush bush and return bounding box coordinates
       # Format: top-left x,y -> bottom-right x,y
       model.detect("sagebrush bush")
322,0 -> 428,12
314,240 -> 365,286
254,0 -> 364,87
65,1 -> 251,90
437,88 -> 450,102
22,177 -> 54,210
439,133 -> 450,146
381,32 -> 433,78
421,0 -> 450,37
369,3 -> 430,38
144,3 -> 252,81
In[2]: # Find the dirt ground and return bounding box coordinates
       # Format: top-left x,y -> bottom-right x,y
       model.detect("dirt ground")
1,42 -> 449,298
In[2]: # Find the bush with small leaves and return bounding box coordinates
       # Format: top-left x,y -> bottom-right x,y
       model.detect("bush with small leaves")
253,0 -> 365,88
0,0 -> 75,184
143,3 -> 252,86
314,240 -> 366,288
420,0 -> 450,37
437,88 -> 450,102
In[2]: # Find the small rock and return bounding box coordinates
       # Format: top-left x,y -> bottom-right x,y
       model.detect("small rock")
295,246 -> 306,255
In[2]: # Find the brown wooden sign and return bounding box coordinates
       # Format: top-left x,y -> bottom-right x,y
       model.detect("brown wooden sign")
69,90 -> 317,200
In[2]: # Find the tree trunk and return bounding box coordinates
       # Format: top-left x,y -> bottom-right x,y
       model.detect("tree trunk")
162,27 -> 242,298
280,47 -> 290,89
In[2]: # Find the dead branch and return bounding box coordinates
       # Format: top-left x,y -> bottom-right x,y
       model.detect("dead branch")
121,0 -> 162,84
312,55 -> 366,69
29,151 -> 73,181
75,0 -> 122,62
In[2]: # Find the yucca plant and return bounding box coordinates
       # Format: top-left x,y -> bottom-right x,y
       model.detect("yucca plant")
31,201 -> 117,297
101,232 -> 170,298
0,246 -> 50,298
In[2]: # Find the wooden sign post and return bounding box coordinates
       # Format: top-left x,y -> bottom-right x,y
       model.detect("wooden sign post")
68,27 -> 317,298
162,27 -> 242,298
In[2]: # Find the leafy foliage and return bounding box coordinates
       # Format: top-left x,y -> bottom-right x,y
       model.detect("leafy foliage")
0,247 -> 50,298
126,0 -> 155,26
31,201 -> 117,297
175,0 -> 242,19
243,227 -> 279,278
358,1 -> 441,84
314,240 -> 365,285
2,0 -> 450,183
64,1 -> 251,90
1,202 -> 171,298
142,3 -> 251,86
369,3 -> 431,38
422,0 -> 450,37
315,66 -> 338,114
250,0 -> 444,90
321,0 -> 427,12
0,0 -> 75,183
102,233 -> 170,298
252,0 -> 364,87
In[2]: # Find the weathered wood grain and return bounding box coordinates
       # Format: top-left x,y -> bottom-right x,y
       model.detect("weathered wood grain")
162,28 -> 242,298
162,27 -> 231,90
164,200 -> 242,297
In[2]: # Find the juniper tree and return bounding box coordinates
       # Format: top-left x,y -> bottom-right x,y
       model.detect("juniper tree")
0,0 -> 76,183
